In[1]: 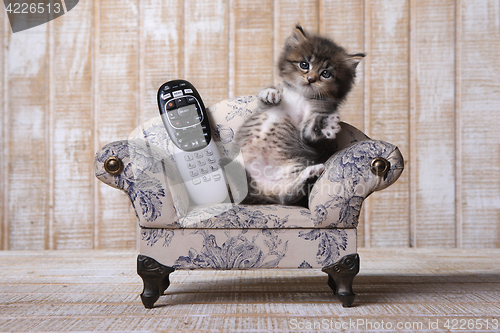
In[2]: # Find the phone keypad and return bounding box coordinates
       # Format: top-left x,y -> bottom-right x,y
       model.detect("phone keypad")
181,150 -> 221,185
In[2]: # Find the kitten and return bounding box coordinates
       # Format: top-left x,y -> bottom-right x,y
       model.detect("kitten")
234,25 -> 364,205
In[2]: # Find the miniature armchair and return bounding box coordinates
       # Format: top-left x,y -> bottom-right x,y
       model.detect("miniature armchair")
94,96 -> 404,308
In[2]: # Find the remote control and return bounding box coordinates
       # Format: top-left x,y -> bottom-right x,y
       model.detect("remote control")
157,79 -> 229,206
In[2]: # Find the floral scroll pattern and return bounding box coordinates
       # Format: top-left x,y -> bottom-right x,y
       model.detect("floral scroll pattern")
173,229 -> 288,269
95,140 -> 167,223
309,140 -> 403,228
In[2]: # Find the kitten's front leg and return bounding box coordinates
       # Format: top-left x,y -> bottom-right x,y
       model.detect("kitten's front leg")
300,164 -> 326,182
321,113 -> 341,139
301,113 -> 342,143
258,86 -> 282,105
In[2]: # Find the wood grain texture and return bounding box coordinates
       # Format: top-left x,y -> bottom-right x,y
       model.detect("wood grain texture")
51,0 -> 94,249
0,0 -> 499,250
459,0 -> 500,248
1,8 -> 6,250
183,0 -> 229,107
230,0 -> 274,97
95,0 -> 140,249
140,0 -> 183,123
7,25 -> 50,250
1,249 -> 500,331
365,0 -> 410,247
411,0 -> 456,247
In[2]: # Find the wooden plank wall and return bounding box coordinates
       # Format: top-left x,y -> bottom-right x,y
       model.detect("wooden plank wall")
1,0 -> 499,250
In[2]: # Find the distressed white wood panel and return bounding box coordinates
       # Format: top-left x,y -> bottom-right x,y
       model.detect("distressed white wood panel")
365,0 -> 410,247
411,0 -> 456,247
140,0 -> 183,123
321,0 -> 366,246
1,9 -> 6,250
1,0 -> 500,250
183,0 -> 229,107
6,25 -> 50,250
460,0 -> 500,248
95,0 -> 140,249
51,0 -> 94,249
230,0 -> 274,97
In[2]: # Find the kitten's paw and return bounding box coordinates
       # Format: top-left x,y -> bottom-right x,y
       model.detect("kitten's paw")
302,164 -> 325,180
258,88 -> 281,105
321,114 -> 341,139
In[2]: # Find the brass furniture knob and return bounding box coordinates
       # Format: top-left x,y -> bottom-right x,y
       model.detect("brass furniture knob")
370,157 -> 390,176
104,156 -> 124,175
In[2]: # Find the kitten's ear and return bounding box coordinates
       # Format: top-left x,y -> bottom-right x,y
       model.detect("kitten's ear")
290,24 -> 308,45
346,53 -> 366,69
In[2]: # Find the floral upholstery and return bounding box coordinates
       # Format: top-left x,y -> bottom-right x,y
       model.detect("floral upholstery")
94,96 -> 403,269
140,227 -> 357,270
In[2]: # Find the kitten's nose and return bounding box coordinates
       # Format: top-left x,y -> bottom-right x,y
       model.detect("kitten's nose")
307,75 -> 317,83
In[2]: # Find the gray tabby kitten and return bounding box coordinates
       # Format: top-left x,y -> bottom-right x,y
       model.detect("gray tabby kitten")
235,25 -> 364,205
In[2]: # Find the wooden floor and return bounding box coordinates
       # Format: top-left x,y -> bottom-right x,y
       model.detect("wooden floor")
1,248 -> 499,332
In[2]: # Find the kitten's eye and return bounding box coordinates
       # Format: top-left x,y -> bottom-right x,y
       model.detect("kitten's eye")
299,61 -> 309,70
321,70 -> 332,79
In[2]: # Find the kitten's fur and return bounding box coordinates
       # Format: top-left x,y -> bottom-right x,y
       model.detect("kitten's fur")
235,25 -> 364,205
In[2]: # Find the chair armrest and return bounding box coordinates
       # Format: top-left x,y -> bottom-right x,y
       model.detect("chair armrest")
94,139 -> 188,227
309,140 -> 404,228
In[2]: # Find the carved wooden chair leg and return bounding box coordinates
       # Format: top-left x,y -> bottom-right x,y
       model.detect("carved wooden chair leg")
137,255 -> 175,308
159,274 -> 172,296
327,274 -> 336,292
322,253 -> 360,307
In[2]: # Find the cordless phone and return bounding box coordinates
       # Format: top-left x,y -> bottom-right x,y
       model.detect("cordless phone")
157,80 -> 229,206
